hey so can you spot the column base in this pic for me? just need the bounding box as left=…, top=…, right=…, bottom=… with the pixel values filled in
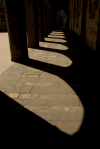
left=11, top=56, right=29, bottom=63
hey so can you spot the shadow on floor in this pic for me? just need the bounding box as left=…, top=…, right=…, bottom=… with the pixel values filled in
left=1, top=90, right=70, bottom=148
left=1, top=30, right=98, bottom=147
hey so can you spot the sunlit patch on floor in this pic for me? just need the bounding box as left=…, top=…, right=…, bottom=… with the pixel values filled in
left=50, top=33, right=65, bottom=37
left=49, top=31, right=66, bottom=37
left=7, top=72, right=84, bottom=136
left=0, top=30, right=85, bottom=136
left=50, top=34, right=65, bottom=36
left=45, top=37, right=67, bottom=43
left=39, top=41, right=68, bottom=50
left=50, top=33, right=65, bottom=36
left=28, top=48, right=72, bottom=67
left=51, top=31, right=64, bottom=33
left=48, top=35, right=66, bottom=39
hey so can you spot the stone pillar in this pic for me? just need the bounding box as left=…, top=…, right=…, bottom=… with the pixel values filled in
left=43, top=0, right=47, bottom=37
left=47, top=9, right=50, bottom=35
left=49, top=11, right=52, bottom=32
left=45, top=4, right=48, bottom=37
left=50, top=11, right=53, bottom=31
left=50, top=1, right=54, bottom=32
left=46, top=0, right=50, bottom=35
left=51, top=9, right=55, bottom=31
left=48, top=0, right=52, bottom=33
left=96, top=7, right=100, bottom=53
left=37, top=0, right=44, bottom=41
left=24, top=0, right=39, bottom=48
left=51, top=11, right=53, bottom=31
left=4, top=0, right=28, bottom=62
left=48, top=9, right=50, bottom=33
left=49, top=9, right=52, bottom=33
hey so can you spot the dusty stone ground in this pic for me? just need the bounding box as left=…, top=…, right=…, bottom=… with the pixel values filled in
left=0, top=30, right=98, bottom=148
left=0, top=33, right=14, bottom=75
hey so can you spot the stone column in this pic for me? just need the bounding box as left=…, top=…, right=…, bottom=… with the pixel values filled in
left=51, top=11, right=53, bottom=31
left=47, top=9, right=50, bottom=35
left=37, top=0, right=44, bottom=41
left=96, top=7, right=100, bottom=53
left=4, top=0, right=28, bottom=62
left=24, top=0, right=39, bottom=48
left=45, top=4, right=48, bottom=37
left=48, top=0, right=52, bottom=33
left=43, top=0, right=47, bottom=37
left=49, top=9, right=52, bottom=33
left=50, top=1, right=53, bottom=32
left=45, top=0, right=49, bottom=36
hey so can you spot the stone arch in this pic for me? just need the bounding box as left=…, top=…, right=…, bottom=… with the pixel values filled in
left=56, top=9, right=67, bottom=29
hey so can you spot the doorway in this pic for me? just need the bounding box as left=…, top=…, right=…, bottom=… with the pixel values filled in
left=56, top=9, right=67, bottom=30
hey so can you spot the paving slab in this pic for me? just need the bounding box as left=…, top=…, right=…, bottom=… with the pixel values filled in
left=20, top=86, right=32, bottom=94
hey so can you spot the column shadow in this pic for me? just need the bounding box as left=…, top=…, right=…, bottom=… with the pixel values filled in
left=43, top=39, right=67, bottom=45
left=1, top=30, right=98, bottom=148
left=18, top=48, right=98, bottom=147
left=46, top=37, right=66, bottom=40
left=28, top=30, right=98, bottom=146
left=21, top=30, right=98, bottom=146
left=1, top=90, right=70, bottom=148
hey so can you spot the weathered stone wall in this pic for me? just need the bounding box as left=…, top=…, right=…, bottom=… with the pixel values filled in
left=69, top=0, right=73, bottom=30
left=85, top=0, right=100, bottom=50
left=69, top=0, right=83, bottom=36
left=73, top=0, right=83, bottom=36
left=69, top=0, right=100, bottom=51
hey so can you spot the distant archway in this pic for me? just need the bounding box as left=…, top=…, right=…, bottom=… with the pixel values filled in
left=56, top=9, right=67, bottom=29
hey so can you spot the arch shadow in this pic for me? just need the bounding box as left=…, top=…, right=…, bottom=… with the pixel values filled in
left=1, top=30, right=98, bottom=148
left=22, top=30, right=98, bottom=146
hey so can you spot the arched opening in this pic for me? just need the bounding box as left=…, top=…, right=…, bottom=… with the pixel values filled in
left=56, top=9, right=67, bottom=30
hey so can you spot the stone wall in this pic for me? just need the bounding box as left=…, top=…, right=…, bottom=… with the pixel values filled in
left=73, top=0, right=83, bottom=36
left=69, top=0, right=83, bottom=36
left=85, top=0, right=100, bottom=50
left=69, top=0, right=100, bottom=51
left=69, top=0, right=73, bottom=30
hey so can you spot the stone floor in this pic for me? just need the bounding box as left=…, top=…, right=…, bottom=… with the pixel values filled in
left=0, top=30, right=98, bottom=147
left=0, top=33, right=14, bottom=75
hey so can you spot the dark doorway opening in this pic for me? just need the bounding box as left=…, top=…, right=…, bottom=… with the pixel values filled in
left=57, top=9, right=67, bottom=30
